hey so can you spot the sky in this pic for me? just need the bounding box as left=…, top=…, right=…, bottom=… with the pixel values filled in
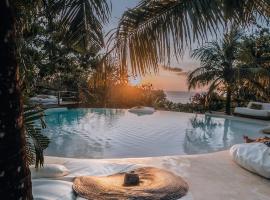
left=108, top=0, right=201, bottom=92
left=140, top=68, right=207, bottom=92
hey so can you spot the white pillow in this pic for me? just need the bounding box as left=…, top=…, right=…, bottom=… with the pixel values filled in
left=247, top=101, right=262, bottom=108
left=31, top=164, right=69, bottom=179
left=32, top=179, right=75, bottom=200
left=230, top=143, right=270, bottom=178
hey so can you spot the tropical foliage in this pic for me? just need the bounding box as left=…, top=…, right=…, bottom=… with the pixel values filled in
left=1, top=1, right=111, bottom=199
left=236, top=28, right=270, bottom=101
left=16, top=0, right=111, bottom=97
left=82, top=61, right=166, bottom=108
left=15, top=0, right=113, bottom=167
left=24, top=105, right=49, bottom=168
left=188, top=27, right=270, bottom=114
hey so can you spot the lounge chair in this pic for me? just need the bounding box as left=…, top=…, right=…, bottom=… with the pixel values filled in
left=234, top=102, right=270, bottom=120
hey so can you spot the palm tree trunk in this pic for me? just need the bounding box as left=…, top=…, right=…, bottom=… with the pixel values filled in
left=225, top=86, right=232, bottom=115
left=0, top=2, right=33, bottom=199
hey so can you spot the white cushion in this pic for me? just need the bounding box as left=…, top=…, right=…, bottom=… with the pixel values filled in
left=247, top=102, right=262, bottom=108
left=246, top=102, right=270, bottom=111
left=30, top=164, right=69, bottom=179
left=230, top=143, right=270, bottom=178
left=32, top=179, right=75, bottom=200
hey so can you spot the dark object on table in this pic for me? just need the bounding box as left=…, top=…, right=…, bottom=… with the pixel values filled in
left=123, top=171, right=140, bottom=186
left=73, top=167, right=189, bottom=200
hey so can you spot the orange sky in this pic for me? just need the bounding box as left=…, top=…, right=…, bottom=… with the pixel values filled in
left=141, top=68, right=189, bottom=91
left=144, top=69, right=204, bottom=92
left=131, top=67, right=207, bottom=92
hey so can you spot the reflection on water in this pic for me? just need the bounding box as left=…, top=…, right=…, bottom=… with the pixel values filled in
left=43, top=108, right=265, bottom=159
left=184, top=115, right=226, bottom=154
left=44, top=108, right=125, bottom=158
left=184, top=115, right=265, bottom=154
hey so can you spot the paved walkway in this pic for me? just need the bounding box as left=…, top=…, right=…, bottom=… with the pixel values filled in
left=46, top=151, right=270, bottom=200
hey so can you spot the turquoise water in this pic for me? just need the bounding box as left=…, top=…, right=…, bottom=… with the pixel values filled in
left=43, top=108, right=266, bottom=159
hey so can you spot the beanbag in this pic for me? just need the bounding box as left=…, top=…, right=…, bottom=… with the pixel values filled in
left=230, top=143, right=270, bottom=178
left=30, top=164, right=69, bottom=179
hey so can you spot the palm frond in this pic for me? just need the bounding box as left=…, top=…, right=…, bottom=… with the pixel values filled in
left=192, top=41, right=223, bottom=64
left=114, top=0, right=269, bottom=74
left=187, top=66, right=221, bottom=90
left=55, top=0, right=111, bottom=52
left=24, top=105, right=49, bottom=168
left=207, top=78, right=222, bottom=98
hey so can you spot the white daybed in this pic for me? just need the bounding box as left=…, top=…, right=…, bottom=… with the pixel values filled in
left=234, top=102, right=270, bottom=119
left=128, top=106, right=155, bottom=115
left=29, top=95, right=62, bottom=105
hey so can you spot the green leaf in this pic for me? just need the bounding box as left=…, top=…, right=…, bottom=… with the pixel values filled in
left=24, top=105, right=49, bottom=168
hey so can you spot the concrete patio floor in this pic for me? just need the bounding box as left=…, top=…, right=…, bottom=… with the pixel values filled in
left=45, top=150, right=270, bottom=200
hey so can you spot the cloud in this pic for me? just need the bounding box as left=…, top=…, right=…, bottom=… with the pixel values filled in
left=160, top=64, right=189, bottom=76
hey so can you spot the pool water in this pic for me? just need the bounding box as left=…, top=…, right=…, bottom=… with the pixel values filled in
left=43, top=108, right=267, bottom=159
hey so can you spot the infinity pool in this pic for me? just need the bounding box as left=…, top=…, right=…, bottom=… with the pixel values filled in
left=43, top=108, right=267, bottom=158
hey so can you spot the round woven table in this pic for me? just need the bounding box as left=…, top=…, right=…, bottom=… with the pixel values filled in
left=73, top=167, right=189, bottom=200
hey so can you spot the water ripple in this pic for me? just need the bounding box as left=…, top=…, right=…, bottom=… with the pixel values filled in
left=43, top=108, right=265, bottom=158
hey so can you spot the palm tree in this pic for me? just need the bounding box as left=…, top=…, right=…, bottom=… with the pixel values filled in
left=187, top=28, right=268, bottom=114
left=114, top=0, right=269, bottom=74
left=0, top=2, right=34, bottom=199
left=188, top=28, right=241, bottom=114
left=1, top=0, right=110, bottom=199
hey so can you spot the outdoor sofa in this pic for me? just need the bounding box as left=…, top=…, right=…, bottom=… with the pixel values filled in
left=234, top=102, right=270, bottom=120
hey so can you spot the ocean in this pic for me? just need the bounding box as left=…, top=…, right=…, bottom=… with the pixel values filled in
left=165, top=91, right=196, bottom=104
